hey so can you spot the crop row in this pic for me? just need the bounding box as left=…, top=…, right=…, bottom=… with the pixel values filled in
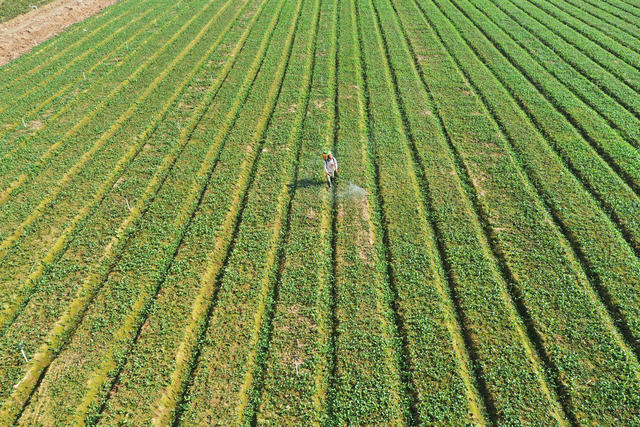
left=337, top=0, right=414, bottom=421
left=0, top=1, right=186, bottom=160
left=0, top=0, right=140, bottom=92
left=0, top=0, right=229, bottom=212
left=0, top=0, right=165, bottom=145
left=174, top=0, right=317, bottom=423
left=585, top=0, right=640, bottom=20
left=0, top=5, right=192, bottom=322
left=13, top=0, right=277, bottom=423
left=0, top=0, right=229, bottom=267
left=526, top=0, right=640, bottom=73
left=322, top=0, right=407, bottom=423
left=0, top=0, right=238, bottom=336
left=73, top=1, right=275, bottom=423
left=0, top=0, right=155, bottom=118
left=0, top=0, right=260, bottom=419
left=546, top=0, right=640, bottom=57
left=0, top=0, right=54, bottom=22
left=413, top=0, right=640, bottom=422
left=0, top=1, right=191, bottom=93
left=91, top=0, right=300, bottom=423
left=503, top=0, right=640, bottom=151
left=511, top=0, right=640, bottom=101
left=566, top=0, right=640, bottom=44
left=442, top=0, right=640, bottom=236
left=441, top=0, right=640, bottom=355
left=598, top=0, right=640, bottom=19
left=0, top=2, right=220, bottom=243
left=0, top=0, right=220, bottom=189
left=489, top=0, right=640, bottom=145
left=254, top=0, right=337, bottom=423
left=602, top=0, right=640, bottom=17
left=356, top=0, right=495, bottom=422
left=379, top=0, right=571, bottom=423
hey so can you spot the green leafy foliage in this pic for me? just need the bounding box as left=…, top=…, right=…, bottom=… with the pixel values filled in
left=2, top=0, right=640, bottom=423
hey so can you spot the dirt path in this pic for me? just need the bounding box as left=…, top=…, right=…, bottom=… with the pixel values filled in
left=0, top=0, right=119, bottom=66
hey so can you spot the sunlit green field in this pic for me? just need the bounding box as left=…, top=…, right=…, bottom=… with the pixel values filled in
left=1, top=0, right=640, bottom=424
left=0, top=0, right=58, bottom=22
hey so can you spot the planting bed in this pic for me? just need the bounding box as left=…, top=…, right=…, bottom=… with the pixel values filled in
left=1, top=0, right=640, bottom=423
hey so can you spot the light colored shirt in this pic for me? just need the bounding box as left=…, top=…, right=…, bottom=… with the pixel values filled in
left=324, top=157, right=338, bottom=174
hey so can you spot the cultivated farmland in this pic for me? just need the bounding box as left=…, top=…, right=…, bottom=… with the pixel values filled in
left=0, top=0, right=57, bottom=22
left=1, top=0, right=640, bottom=424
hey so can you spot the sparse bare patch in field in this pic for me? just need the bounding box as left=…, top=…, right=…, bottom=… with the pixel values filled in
left=29, top=120, right=44, bottom=130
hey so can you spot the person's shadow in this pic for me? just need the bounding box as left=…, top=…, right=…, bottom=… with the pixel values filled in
left=295, top=178, right=324, bottom=189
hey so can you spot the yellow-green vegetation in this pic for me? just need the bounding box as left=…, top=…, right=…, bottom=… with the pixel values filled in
left=0, top=0, right=61, bottom=22
left=1, top=0, right=640, bottom=423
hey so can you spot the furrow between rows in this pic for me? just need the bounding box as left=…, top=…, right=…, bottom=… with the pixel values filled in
left=417, top=0, right=640, bottom=422
left=0, top=0, right=241, bottom=331
left=254, top=0, right=337, bottom=422
left=11, top=0, right=281, bottom=422
left=440, top=0, right=640, bottom=360
left=0, top=0, right=262, bottom=421
left=0, top=1, right=185, bottom=160
left=0, top=0, right=228, bottom=206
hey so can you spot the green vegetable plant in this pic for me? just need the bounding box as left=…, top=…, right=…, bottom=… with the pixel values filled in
left=410, top=0, right=640, bottom=422
left=0, top=0, right=185, bottom=160
left=0, top=0, right=174, bottom=147
left=438, top=0, right=640, bottom=357
left=0, top=0, right=242, bottom=335
left=0, top=0, right=136, bottom=87
left=0, top=0, right=267, bottom=420
left=255, top=0, right=336, bottom=423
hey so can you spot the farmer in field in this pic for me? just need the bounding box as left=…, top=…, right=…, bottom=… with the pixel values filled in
left=323, top=150, right=338, bottom=189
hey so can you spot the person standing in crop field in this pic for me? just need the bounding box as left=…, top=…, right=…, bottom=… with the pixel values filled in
left=323, top=150, right=338, bottom=189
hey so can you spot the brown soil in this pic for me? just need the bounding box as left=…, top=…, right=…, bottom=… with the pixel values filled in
left=0, top=0, right=120, bottom=66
